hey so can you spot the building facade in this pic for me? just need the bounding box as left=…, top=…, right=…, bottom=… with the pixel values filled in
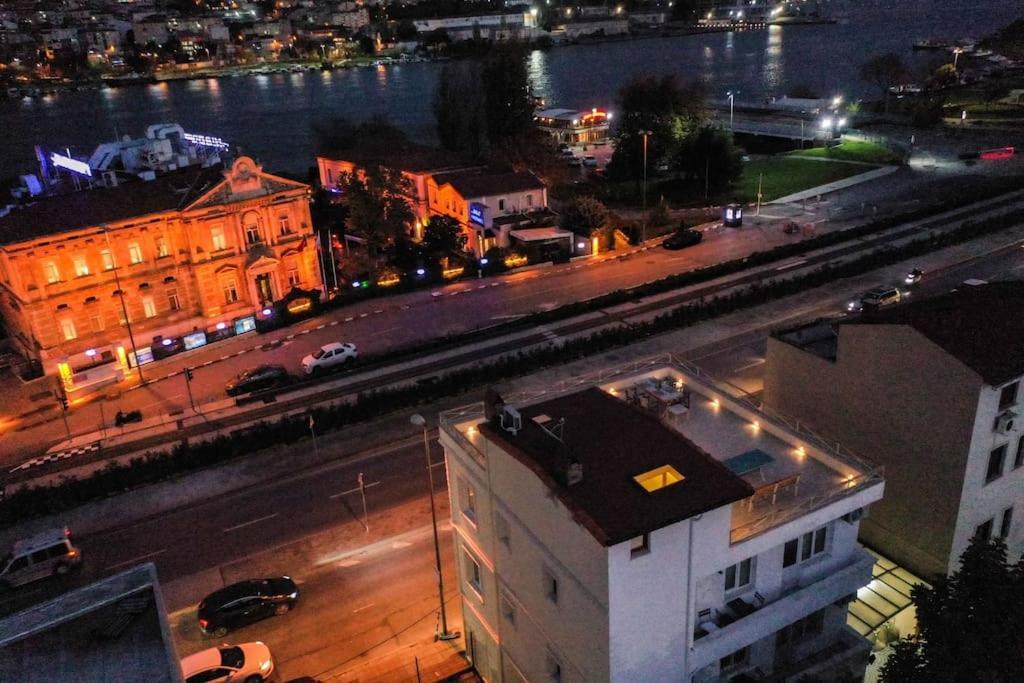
left=0, top=157, right=321, bottom=390
left=765, top=282, right=1024, bottom=578
left=439, top=356, right=884, bottom=682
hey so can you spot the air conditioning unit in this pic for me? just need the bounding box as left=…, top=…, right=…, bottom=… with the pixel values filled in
left=995, top=411, right=1016, bottom=434
left=842, top=508, right=865, bottom=524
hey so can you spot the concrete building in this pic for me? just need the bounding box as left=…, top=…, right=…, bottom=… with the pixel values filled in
left=0, top=157, right=320, bottom=389
left=765, top=282, right=1024, bottom=578
left=412, top=12, right=540, bottom=42
left=439, top=355, right=884, bottom=682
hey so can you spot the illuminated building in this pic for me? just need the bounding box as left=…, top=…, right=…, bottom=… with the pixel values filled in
left=535, top=108, right=612, bottom=145
left=0, top=157, right=322, bottom=391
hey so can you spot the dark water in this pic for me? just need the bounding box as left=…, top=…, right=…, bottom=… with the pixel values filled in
left=1, top=0, right=1018, bottom=177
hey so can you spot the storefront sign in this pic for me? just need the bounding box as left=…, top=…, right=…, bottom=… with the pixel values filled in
left=183, top=331, right=208, bottom=351
left=286, top=297, right=313, bottom=315
left=469, top=203, right=485, bottom=226
left=134, top=347, right=155, bottom=366
left=234, top=316, right=257, bottom=335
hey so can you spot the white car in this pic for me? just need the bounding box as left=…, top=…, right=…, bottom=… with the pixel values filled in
left=181, top=642, right=274, bottom=683
left=302, top=342, right=358, bottom=375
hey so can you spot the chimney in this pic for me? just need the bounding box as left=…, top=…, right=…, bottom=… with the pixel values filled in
left=484, top=387, right=505, bottom=421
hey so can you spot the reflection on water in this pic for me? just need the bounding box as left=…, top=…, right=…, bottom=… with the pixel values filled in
left=763, top=25, right=783, bottom=92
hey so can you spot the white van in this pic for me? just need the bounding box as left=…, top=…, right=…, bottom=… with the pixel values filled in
left=0, top=527, right=82, bottom=588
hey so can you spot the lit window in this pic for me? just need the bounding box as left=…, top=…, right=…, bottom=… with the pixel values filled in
left=167, top=289, right=180, bottom=311
left=73, top=255, right=89, bottom=277
left=634, top=465, right=684, bottom=492
left=60, top=318, right=77, bottom=341
left=156, top=237, right=169, bottom=258
left=211, top=226, right=227, bottom=251
left=90, top=315, right=104, bottom=333
left=128, top=243, right=143, bottom=264
left=463, top=550, right=482, bottom=594
left=45, top=262, right=60, bottom=284
left=287, top=268, right=301, bottom=287
left=142, top=297, right=157, bottom=318
left=986, top=445, right=1007, bottom=484
left=279, top=215, right=292, bottom=235
left=724, top=557, right=753, bottom=591
left=222, top=278, right=239, bottom=304
left=459, top=477, right=477, bottom=524
left=629, top=533, right=650, bottom=558
left=101, top=249, right=115, bottom=270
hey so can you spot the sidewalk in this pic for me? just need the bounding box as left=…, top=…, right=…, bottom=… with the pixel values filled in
left=770, top=166, right=900, bottom=204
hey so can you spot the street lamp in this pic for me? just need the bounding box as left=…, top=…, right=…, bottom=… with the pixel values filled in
left=411, top=413, right=459, bottom=641
left=727, top=90, right=739, bottom=131
left=953, top=47, right=963, bottom=70
left=103, top=225, right=144, bottom=383
left=641, top=130, right=652, bottom=246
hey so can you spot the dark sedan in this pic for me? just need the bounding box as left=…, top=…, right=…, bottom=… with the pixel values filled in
left=225, top=365, right=289, bottom=397
left=662, top=229, right=703, bottom=250
left=198, top=577, right=300, bottom=637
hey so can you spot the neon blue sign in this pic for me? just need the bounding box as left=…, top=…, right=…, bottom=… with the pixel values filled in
left=469, top=203, right=485, bottom=226
left=51, top=152, right=92, bottom=177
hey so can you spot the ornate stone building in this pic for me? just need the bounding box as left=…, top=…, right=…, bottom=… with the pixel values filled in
left=0, top=157, right=322, bottom=392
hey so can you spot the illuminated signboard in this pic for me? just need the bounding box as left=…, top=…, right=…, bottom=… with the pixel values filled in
left=469, top=203, right=486, bottom=226
left=183, top=132, right=230, bottom=151
left=183, top=331, right=208, bottom=351
left=134, top=347, right=155, bottom=366
left=51, top=152, right=92, bottom=177
left=234, top=316, right=257, bottom=335
left=286, top=297, right=313, bottom=315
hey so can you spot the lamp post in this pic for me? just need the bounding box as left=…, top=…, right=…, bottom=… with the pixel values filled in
left=953, top=47, right=963, bottom=70
left=411, top=413, right=459, bottom=641
left=727, top=90, right=739, bottom=131
left=103, top=225, right=144, bottom=383
left=641, top=130, right=652, bottom=246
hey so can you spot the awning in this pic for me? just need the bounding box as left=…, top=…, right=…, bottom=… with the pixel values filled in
left=509, top=228, right=574, bottom=243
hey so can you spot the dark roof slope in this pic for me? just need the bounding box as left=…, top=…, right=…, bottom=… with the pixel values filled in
left=0, top=166, right=222, bottom=246
left=433, top=168, right=545, bottom=198
left=318, top=142, right=475, bottom=173
left=848, top=281, right=1024, bottom=386
left=480, top=387, right=753, bottom=546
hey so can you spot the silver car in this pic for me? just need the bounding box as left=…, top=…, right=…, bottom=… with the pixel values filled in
left=0, top=527, right=82, bottom=588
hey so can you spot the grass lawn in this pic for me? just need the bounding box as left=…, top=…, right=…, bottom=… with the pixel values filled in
left=732, top=157, right=875, bottom=203
left=789, top=140, right=901, bottom=165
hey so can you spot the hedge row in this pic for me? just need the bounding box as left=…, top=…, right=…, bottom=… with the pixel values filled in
left=0, top=205, right=1020, bottom=524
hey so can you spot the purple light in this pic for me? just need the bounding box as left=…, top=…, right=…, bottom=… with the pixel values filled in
left=416, top=268, right=425, bottom=276
left=162, top=338, right=172, bottom=346
left=352, top=281, right=361, bottom=288
left=216, top=322, right=227, bottom=330
left=262, top=308, right=272, bottom=316
left=480, top=258, right=489, bottom=266
left=84, top=348, right=96, bottom=357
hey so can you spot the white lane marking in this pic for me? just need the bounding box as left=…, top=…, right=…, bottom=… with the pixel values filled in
left=352, top=602, right=376, bottom=613
left=391, top=541, right=412, bottom=549
left=775, top=258, right=807, bottom=271
left=344, top=316, right=354, bottom=322
left=223, top=513, right=279, bottom=533
left=329, top=480, right=382, bottom=499
left=316, top=324, right=326, bottom=330
left=329, top=321, right=340, bottom=326
left=359, top=313, right=368, bottom=318
left=373, top=309, right=384, bottom=314
left=104, top=548, right=166, bottom=571
left=337, top=559, right=360, bottom=567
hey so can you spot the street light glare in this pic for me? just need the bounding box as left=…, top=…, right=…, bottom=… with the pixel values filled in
left=410, top=413, right=426, bottom=427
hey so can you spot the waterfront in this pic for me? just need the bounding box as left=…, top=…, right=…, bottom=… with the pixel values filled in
left=0, top=0, right=1018, bottom=178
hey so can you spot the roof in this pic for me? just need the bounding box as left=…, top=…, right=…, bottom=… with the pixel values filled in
left=847, top=281, right=1024, bottom=386
left=536, top=108, right=580, bottom=120
left=509, top=227, right=573, bottom=242
left=180, top=647, right=220, bottom=672
left=480, top=387, right=753, bottom=546
left=433, top=168, right=545, bottom=199
left=11, top=528, right=69, bottom=555
left=0, top=165, right=222, bottom=246
left=318, top=142, right=474, bottom=174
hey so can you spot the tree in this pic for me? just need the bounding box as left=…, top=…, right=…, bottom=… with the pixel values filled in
left=434, top=62, right=487, bottom=159
left=928, top=64, right=958, bottom=90
left=395, top=20, right=419, bottom=42
left=311, top=116, right=408, bottom=155
left=335, top=165, right=415, bottom=268
left=560, top=196, right=609, bottom=237
left=481, top=45, right=536, bottom=148
left=786, top=84, right=820, bottom=99
left=860, top=53, right=908, bottom=113
left=879, top=534, right=1024, bottom=683
left=422, top=215, right=468, bottom=255
left=674, top=124, right=743, bottom=196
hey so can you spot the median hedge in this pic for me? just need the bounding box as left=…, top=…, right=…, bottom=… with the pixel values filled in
left=0, top=205, right=1021, bottom=524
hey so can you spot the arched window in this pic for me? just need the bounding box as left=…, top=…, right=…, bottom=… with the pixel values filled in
left=243, top=212, right=263, bottom=245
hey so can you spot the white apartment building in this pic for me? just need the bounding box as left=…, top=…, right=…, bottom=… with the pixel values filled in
left=439, top=355, right=885, bottom=682
left=765, top=281, right=1024, bottom=578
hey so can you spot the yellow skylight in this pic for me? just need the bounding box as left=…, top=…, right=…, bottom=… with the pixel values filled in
left=634, top=465, right=685, bottom=493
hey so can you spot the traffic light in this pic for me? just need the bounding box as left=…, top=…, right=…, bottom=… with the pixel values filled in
left=185, top=367, right=194, bottom=382
left=59, top=395, right=68, bottom=411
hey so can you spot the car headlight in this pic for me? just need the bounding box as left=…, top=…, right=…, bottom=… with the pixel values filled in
left=288, top=591, right=298, bottom=599
left=260, top=659, right=272, bottom=672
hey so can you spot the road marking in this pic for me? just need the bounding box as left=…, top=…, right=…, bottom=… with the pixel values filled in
left=104, top=548, right=166, bottom=571
left=286, top=334, right=295, bottom=340
left=344, top=316, right=354, bottom=322
left=223, top=513, right=279, bottom=532
left=391, top=541, right=412, bottom=549
left=352, top=602, right=376, bottom=613
left=337, top=559, right=360, bottom=568
left=316, top=324, right=326, bottom=330
left=329, top=321, right=340, bottom=326
left=775, top=258, right=807, bottom=271
left=373, top=309, right=384, bottom=314
left=359, top=313, right=368, bottom=318
left=329, top=480, right=382, bottom=499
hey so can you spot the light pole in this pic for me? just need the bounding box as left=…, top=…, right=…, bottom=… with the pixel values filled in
left=641, top=130, right=652, bottom=246
left=103, top=225, right=144, bottom=383
left=411, top=413, right=459, bottom=641
left=727, top=90, right=739, bottom=131
left=953, top=47, right=963, bottom=70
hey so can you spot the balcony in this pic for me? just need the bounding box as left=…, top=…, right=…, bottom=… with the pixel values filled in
left=690, top=549, right=874, bottom=672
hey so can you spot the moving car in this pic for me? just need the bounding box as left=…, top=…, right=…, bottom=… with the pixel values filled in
left=847, top=286, right=902, bottom=313
left=0, top=527, right=81, bottom=588
left=198, top=577, right=300, bottom=637
left=905, top=268, right=923, bottom=285
left=225, top=365, right=289, bottom=397
left=302, top=342, right=358, bottom=375
left=181, top=642, right=274, bottom=683
left=662, top=229, right=704, bottom=250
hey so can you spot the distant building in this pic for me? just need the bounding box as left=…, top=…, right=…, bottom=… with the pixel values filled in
left=0, top=563, right=182, bottom=683
left=0, top=157, right=320, bottom=389
left=765, top=282, right=1024, bottom=578
left=440, top=356, right=883, bottom=682
left=553, top=17, right=629, bottom=40
left=412, top=12, right=540, bottom=42
left=535, top=107, right=612, bottom=145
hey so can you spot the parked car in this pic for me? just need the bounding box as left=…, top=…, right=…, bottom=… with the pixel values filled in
left=662, top=229, right=704, bottom=250
left=0, top=527, right=82, bottom=589
left=198, top=577, right=299, bottom=637
left=181, top=642, right=274, bottom=683
left=225, top=365, right=289, bottom=397
left=302, top=342, right=358, bottom=375
left=904, top=268, right=923, bottom=285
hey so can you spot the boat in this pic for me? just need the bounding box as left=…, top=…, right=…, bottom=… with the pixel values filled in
left=913, top=39, right=950, bottom=50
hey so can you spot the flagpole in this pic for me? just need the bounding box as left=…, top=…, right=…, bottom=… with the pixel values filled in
left=308, top=413, right=319, bottom=458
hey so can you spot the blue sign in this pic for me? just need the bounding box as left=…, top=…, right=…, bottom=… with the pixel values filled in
left=469, top=203, right=485, bottom=226
left=234, top=316, right=257, bottom=335
left=183, top=331, right=208, bottom=351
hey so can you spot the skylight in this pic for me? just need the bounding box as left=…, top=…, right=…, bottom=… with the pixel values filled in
left=634, top=465, right=685, bottom=493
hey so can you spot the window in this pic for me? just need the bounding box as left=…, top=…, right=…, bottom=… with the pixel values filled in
left=73, top=255, right=89, bottom=277
left=128, top=243, right=143, bottom=264
left=463, top=550, right=482, bottom=594
left=543, top=566, right=558, bottom=604
left=222, top=278, right=238, bottom=304
left=784, top=526, right=828, bottom=567
left=976, top=518, right=994, bottom=542
left=1015, top=435, right=1024, bottom=470
left=724, top=557, right=753, bottom=592
left=167, top=289, right=181, bottom=311
left=1000, top=507, right=1014, bottom=539
left=545, top=652, right=562, bottom=683
left=500, top=593, right=516, bottom=626
left=156, top=237, right=169, bottom=258
left=634, top=464, right=684, bottom=492
left=211, top=226, right=226, bottom=251
left=101, top=249, right=115, bottom=270
left=60, top=318, right=77, bottom=341
left=526, top=193, right=534, bottom=207
left=498, top=198, right=506, bottom=211
left=245, top=222, right=262, bottom=244
left=287, top=268, right=301, bottom=287
left=459, top=477, right=477, bottom=524
left=720, top=646, right=749, bottom=670
left=495, top=512, right=510, bottom=547
left=90, top=315, right=104, bottom=333
left=327, top=168, right=334, bottom=184
left=45, top=261, right=60, bottom=284
left=630, top=533, right=650, bottom=558
left=279, top=215, right=292, bottom=235
left=986, top=445, right=1007, bottom=484
left=1000, top=382, right=1019, bottom=409
left=142, top=297, right=157, bottom=318
left=777, top=609, right=825, bottom=647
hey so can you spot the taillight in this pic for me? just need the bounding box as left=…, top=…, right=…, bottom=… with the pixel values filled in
left=199, top=619, right=208, bottom=629
left=67, top=549, right=78, bottom=558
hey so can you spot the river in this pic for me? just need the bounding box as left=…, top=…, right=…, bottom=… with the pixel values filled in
left=0, top=0, right=1018, bottom=178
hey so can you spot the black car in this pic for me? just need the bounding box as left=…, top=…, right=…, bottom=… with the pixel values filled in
left=225, top=365, right=289, bottom=397
left=662, top=229, right=703, bottom=250
left=198, top=577, right=299, bottom=637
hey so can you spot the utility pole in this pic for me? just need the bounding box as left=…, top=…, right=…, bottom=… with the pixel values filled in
left=103, top=225, right=144, bottom=384
left=358, top=472, right=369, bottom=532
left=309, top=412, right=319, bottom=458
left=184, top=367, right=196, bottom=412
left=756, top=173, right=764, bottom=216
left=641, top=130, right=652, bottom=246
left=55, top=391, right=71, bottom=441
